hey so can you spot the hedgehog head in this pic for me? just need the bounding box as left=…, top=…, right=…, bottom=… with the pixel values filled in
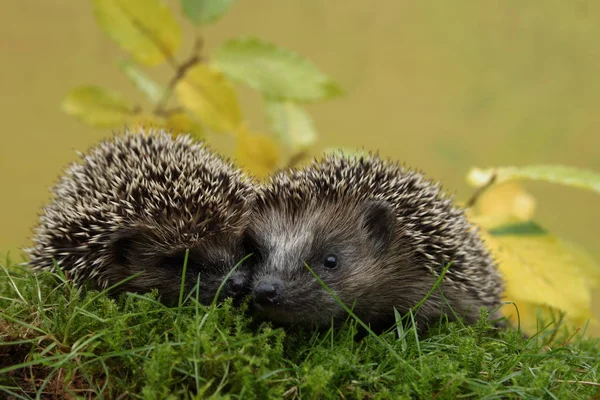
left=246, top=196, right=410, bottom=329
left=246, top=152, right=503, bottom=330
left=102, top=220, right=252, bottom=306
left=27, top=129, right=256, bottom=305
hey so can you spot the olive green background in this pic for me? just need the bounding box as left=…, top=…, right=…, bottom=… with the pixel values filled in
left=1, top=1, right=599, bottom=328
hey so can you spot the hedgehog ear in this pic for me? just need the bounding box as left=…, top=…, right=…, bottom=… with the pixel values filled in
left=360, top=200, right=395, bottom=253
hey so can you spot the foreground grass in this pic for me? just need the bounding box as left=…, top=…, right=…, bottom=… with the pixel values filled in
left=1, top=260, right=599, bottom=399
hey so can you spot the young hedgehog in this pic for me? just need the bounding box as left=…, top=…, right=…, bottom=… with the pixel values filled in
left=26, top=130, right=255, bottom=305
left=246, top=153, right=504, bottom=331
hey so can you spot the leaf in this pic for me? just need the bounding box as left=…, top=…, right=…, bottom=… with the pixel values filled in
left=472, top=182, right=537, bottom=227
left=467, top=183, right=600, bottom=336
left=478, top=224, right=600, bottom=336
left=213, top=37, right=342, bottom=102
left=175, top=64, right=242, bottom=134
left=180, top=0, right=237, bottom=25
left=467, top=165, right=600, bottom=194
left=119, top=60, right=165, bottom=103
left=235, top=127, right=281, bottom=179
left=62, top=86, right=137, bottom=128
left=265, top=100, right=318, bottom=154
left=92, top=0, right=181, bottom=66
left=165, top=111, right=205, bottom=139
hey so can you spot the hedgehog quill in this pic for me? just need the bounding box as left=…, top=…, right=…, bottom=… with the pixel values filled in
left=246, top=152, right=504, bottom=332
left=26, top=130, right=255, bottom=305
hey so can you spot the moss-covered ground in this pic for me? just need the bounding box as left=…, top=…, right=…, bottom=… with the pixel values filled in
left=1, top=258, right=599, bottom=399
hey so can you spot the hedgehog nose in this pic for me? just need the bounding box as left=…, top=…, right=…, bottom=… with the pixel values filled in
left=254, top=278, right=283, bottom=306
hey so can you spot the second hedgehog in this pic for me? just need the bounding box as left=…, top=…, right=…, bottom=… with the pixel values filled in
left=246, top=153, right=504, bottom=331
left=27, top=130, right=255, bottom=305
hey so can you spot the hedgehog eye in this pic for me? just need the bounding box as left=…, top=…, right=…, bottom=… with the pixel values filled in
left=323, top=254, right=339, bottom=269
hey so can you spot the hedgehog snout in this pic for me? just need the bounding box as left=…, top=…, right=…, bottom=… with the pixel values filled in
left=253, top=277, right=284, bottom=307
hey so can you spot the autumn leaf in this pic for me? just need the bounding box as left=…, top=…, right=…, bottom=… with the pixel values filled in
left=466, top=182, right=600, bottom=336
left=62, top=86, right=138, bottom=128
left=470, top=182, right=537, bottom=228
left=93, top=0, right=181, bottom=66
left=175, top=64, right=242, bottom=134
left=235, top=127, right=281, bottom=179
left=467, top=173, right=600, bottom=335
left=477, top=222, right=600, bottom=336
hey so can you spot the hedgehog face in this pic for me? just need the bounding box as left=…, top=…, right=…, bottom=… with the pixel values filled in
left=103, top=226, right=252, bottom=306
left=247, top=199, right=406, bottom=329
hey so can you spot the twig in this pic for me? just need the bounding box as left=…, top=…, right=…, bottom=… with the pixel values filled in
left=153, top=37, right=204, bottom=116
left=465, top=172, right=497, bottom=208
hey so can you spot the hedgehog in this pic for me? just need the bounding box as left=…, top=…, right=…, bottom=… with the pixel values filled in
left=244, top=152, right=504, bottom=332
left=26, top=129, right=256, bottom=305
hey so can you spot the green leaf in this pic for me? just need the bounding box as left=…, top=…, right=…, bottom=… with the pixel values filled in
left=488, top=221, right=548, bottom=237
left=62, top=86, right=137, bottom=128
left=265, top=101, right=318, bottom=153
left=118, top=60, right=165, bottom=104
left=180, top=0, right=236, bottom=25
left=467, top=165, right=600, bottom=194
left=213, top=37, right=342, bottom=102
left=175, top=64, right=242, bottom=134
left=92, top=0, right=181, bottom=66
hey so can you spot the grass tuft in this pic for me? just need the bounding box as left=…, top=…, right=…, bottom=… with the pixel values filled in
left=1, top=260, right=599, bottom=399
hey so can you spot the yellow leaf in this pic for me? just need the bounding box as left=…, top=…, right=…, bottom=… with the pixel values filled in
left=235, top=128, right=281, bottom=179
left=62, top=86, right=137, bottom=128
left=474, top=182, right=537, bottom=227
left=93, top=0, right=181, bottom=66
left=165, top=111, right=205, bottom=139
left=175, top=65, right=242, bottom=134
left=466, top=166, right=600, bottom=336
left=478, top=225, right=600, bottom=337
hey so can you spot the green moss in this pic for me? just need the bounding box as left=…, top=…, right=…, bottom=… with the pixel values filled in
left=1, top=261, right=599, bottom=399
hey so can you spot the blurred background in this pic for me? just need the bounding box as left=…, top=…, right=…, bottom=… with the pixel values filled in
left=1, top=1, right=599, bottom=318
